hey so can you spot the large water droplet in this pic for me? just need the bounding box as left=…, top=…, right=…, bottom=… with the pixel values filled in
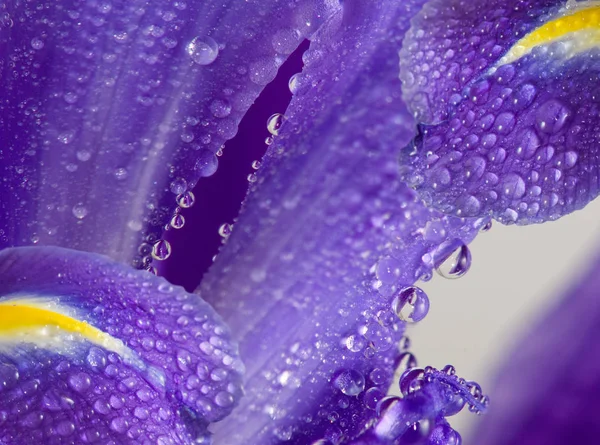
left=333, top=369, right=365, bottom=396
left=392, top=286, right=430, bottom=323
left=186, top=36, right=219, bottom=65
left=177, top=191, right=195, bottom=208
left=433, top=239, right=472, bottom=279
left=72, top=204, right=88, bottom=220
left=267, top=113, right=286, bottom=136
left=152, top=239, right=172, bottom=260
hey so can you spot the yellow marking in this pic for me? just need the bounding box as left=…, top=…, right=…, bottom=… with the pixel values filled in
left=0, top=299, right=131, bottom=359
left=500, top=3, right=600, bottom=65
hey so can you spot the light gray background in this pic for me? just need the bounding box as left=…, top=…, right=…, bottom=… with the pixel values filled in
left=399, top=198, right=600, bottom=441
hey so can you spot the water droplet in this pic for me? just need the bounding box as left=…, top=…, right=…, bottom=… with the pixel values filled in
left=502, top=173, right=526, bottom=199
left=187, top=36, right=219, bottom=65
left=249, top=57, right=278, bottom=85
left=288, top=73, right=302, bottom=94
left=364, top=387, right=385, bottom=410
left=251, top=160, right=262, bottom=170
left=210, top=99, right=232, bottom=118
left=536, top=99, right=571, bottom=134
left=345, top=334, right=366, bottom=352
left=72, top=204, right=88, bottom=220
left=177, top=191, right=195, bottom=208
left=152, top=239, right=172, bottom=260
left=399, top=368, right=425, bottom=396
left=68, top=372, right=91, bottom=392
left=31, top=37, right=44, bottom=50
left=170, top=177, right=188, bottom=194
left=170, top=213, right=185, bottom=229
left=433, top=239, right=472, bottom=279
left=392, top=286, right=430, bottom=323
left=267, top=113, right=286, bottom=136
left=218, top=223, right=233, bottom=238
left=333, top=369, right=365, bottom=396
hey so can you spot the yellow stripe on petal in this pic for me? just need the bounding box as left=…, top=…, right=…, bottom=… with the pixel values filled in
left=0, top=298, right=138, bottom=365
left=499, top=2, right=600, bottom=65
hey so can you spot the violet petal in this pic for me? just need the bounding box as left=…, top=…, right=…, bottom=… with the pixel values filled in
left=0, top=246, right=243, bottom=442
left=472, top=250, right=600, bottom=445
left=199, top=1, right=480, bottom=443
left=0, top=0, right=339, bottom=265
left=398, top=1, right=600, bottom=225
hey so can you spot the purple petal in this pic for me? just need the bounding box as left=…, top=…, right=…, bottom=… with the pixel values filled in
left=198, top=1, right=481, bottom=443
left=0, top=246, right=243, bottom=442
left=471, top=250, right=600, bottom=445
left=0, top=0, right=338, bottom=265
left=398, top=1, right=600, bottom=224
left=399, top=0, right=560, bottom=124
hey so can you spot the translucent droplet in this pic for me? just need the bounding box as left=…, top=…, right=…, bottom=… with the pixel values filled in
left=218, top=223, right=232, bottom=238
left=396, top=352, right=417, bottom=372
left=344, top=334, right=366, bottom=353
left=399, top=368, right=425, bottom=396
left=333, top=369, right=365, bottom=396
left=177, top=191, right=195, bottom=208
left=186, top=36, right=219, bottom=65
left=210, top=99, right=232, bottom=118
left=31, top=37, right=44, bottom=50
left=392, top=286, right=430, bottom=323
left=170, top=177, right=188, bottom=195
left=251, top=160, right=262, bottom=170
left=288, top=73, right=301, bottom=94
left=433, top=239, right=472, bottom=279
left=72, top=204, right=88, bottom=220
left=267, top=113, right=286, bottom=136
left=152, top=239, right=172, bottom=261
left=170, top=213, right=185, bottom=229
left=247, top=173, right=257, bottom=183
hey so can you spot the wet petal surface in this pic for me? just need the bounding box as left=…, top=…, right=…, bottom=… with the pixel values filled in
left=472, top=249, right=600, bottom=445
left=0, top=0, right=338, bottom=265
left=399, top=1, right=600, bottom=225
left=0, top=246, right=243, bottom=443
left=198, top=1, right=481, bottom=443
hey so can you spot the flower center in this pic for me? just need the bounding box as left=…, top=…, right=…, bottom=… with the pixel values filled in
left=500, top=2, right=600, bottom=65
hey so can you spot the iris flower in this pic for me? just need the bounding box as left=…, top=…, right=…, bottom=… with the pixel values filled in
left=0, top=0, right=598, bottom=444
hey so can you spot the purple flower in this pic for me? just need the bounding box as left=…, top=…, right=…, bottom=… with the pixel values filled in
left=0, top=0, right=598, bottom=444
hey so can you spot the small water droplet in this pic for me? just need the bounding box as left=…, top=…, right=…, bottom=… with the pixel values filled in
left=433, top=239, right=472, bottom=279
left=267, top=113, right=286, bottom=136
left=72, top=204, right=88, bottom=220
left=218, top=223, right=232, bottom=238
left=186, top=36, right=219, bottom=65
left=252, top=160, right=262, bottom=170
left=392, top=286, right=430, bottom=323
left=170, top=177, right=188, bottom=194
left=177, top=191, right=195, bottom=208
left=152, top=239, right=172, bottom=260
left=333, top=369, right=365, bottom=396
left=170, top=213, right=185, bottom=229
left=31, top=37, right=44, bottom=50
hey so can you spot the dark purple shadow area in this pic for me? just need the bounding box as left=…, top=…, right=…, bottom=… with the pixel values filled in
left=161, top=42, right=308, bottom=292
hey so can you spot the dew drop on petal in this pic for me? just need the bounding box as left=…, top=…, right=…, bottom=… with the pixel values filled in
left=433, top=239, right=472, bottom=279
left=177, top=191, right=195, bottom=208
left=333, top=369, right=365, bottom=396
left=152, top=239, right=172, bottom=260
left=186, top=36, right=219, bottom=65
left=267, top=113, right=286, bottom=136
left=392, top=286, right=430, bottom=323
